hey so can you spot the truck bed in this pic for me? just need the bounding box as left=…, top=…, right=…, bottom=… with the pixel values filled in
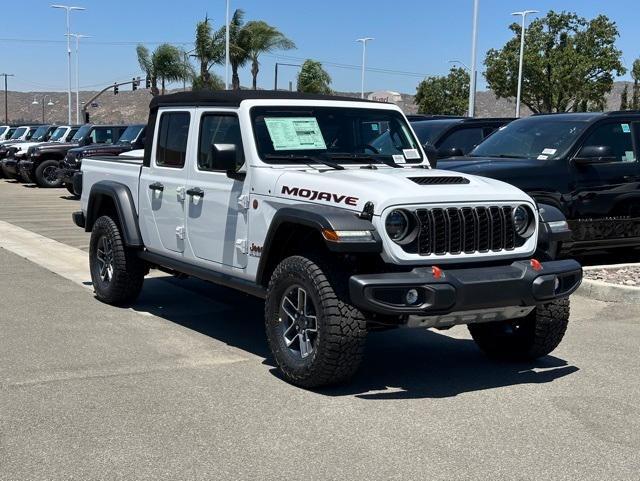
left=80, top=155, right=143, bottom=214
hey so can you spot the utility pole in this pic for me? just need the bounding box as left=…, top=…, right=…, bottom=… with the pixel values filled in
left=225, top=0, right=230, bottom=90
left=356, top=37, right=374, bottom=99
left=67, top=33, right=89, bottom=124
left=512, top=10, right=538, bottom=117
left=51, top=4, right=85, bottom=124
left=1, top=73, right=14, bottom=124
left=468, top=0, right=479, bottom=117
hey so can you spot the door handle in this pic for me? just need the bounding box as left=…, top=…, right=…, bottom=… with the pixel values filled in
left=149, top=182, right=164, bottom=192
left=187, top=187, right=205, bottom=198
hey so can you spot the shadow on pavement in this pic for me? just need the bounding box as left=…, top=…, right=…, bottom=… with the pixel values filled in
left=127, top=276, right=578, bottom=399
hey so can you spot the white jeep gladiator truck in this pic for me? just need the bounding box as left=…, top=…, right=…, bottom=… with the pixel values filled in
left=73, top=91, right=582, bottom=388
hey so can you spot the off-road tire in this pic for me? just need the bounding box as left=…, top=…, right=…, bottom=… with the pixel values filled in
left=468, top=298, right=570, bottom=360
left=265, top=255, right=367, bottom=388
left=34, top=159, right=62, bottom=188
left=89, top=215, right=145, bottom=306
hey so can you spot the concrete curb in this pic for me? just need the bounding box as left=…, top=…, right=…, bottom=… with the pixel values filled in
left=577, top=277, right=640, bottom=303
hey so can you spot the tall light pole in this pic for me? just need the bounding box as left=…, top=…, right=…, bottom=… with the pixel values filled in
left=225, top=0, right=230, bottom=90
left=1, top=73, right=14, bottom=124
left=512, top=10, right=538, bottom=117
left=356, top=37, right=374, bottom=99
left=183, top=47, right=196, bottom=91
left=67, top=33, right=89, bottom=124
left=32, top=96, right=55, bottom=123
left=51, top=4, right=85, bottom=124
left=468, top=0, right=479, bottom=117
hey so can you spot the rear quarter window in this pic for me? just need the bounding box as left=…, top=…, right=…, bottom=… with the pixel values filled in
left=156, top=112, right=190, bottom=168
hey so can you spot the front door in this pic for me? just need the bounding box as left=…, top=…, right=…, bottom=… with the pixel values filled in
left=571, top=120, right=640, bottom=243
left=139, top=110, right=192, bottom=253
left=185, top=109, right=248, bottom=268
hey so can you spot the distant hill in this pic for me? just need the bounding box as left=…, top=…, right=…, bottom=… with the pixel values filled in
left=0, top=82, right=634, bottom=125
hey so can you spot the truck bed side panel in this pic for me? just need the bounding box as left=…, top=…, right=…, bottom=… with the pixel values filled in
left=80, top=156, right=142, bottom=216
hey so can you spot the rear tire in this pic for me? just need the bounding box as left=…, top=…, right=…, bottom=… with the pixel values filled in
left=89, top=215, right=145, bottom=306
left=468, top=298, right=570, bottom=360
left=265, top=255, right=367, bottom=388
left=34, top=159, right=62, bottom=188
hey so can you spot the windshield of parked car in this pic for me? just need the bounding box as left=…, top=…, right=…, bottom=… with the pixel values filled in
left=0, top=126, right=7, bottom=137
left=49, top=127, right=67, bottom=142
left=10, top=127, right=27, bottom=140
left=117, top=125, right=143, bottom=144
left=71, top=125, right=91, bottom=141
left=469, top=117, right=589, bottom=160
left=31, top=126, right=51, bottom=141
left=251, top=106, right=423, bottom=165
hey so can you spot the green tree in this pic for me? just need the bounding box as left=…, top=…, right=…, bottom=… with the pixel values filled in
left=192, top=15, right=225, bottom=90
left=137, top=43, right=191, bottom=95
left=296, top=60, right=332, bottom=94
left=415, top=67, right=470, bottom=115
left=485, top=11, right=626, bottom=113
left=631, top=59, right=640, bottom=109
left=243, top=20, right=295, bottom=89
left=215, top=9, right=250, bottom=90
left=620, top=84, right=629, bottom=110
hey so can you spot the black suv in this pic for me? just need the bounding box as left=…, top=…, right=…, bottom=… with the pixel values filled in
left=439, top=111, right=640, bottom=256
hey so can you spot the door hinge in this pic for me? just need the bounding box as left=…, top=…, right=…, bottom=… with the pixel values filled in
left=176, top=226, right=185, bottom=240
left=176, top=186, right=186, bottom=202
left=235, top=238, right=248, bottom=254
left=238, top=194, right=250, bottom=210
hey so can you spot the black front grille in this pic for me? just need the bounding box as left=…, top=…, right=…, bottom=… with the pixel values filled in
left=415, top=206, right=516, bottom=256
left=409, top=176, right=470, bottom=185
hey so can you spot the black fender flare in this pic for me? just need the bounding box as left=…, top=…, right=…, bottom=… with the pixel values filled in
left=536, top=203, right=571, bottom=260
left=256, top=204, right=381, bottom=285
left=85, top=180, right=143, bottom=247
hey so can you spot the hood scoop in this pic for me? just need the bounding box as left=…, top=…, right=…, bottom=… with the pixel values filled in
left=408, top=176, right=470, bottom=185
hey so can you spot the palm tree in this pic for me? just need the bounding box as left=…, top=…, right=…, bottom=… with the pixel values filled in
left=193, top=15, right=225, bottom=90
left=136, top=43, right=192, bottom=96
left=217, top=9, right=250, bottom=90
left=243, top=20, right=295, bottom=89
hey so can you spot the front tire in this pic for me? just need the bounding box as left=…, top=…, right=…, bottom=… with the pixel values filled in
left=265, top=255, right=367, bottom=388
left=89, top=215, right=145, bottom=306
left=468, top=298, right=570, bottom=360
left=34, top=159, right=62, bottom=188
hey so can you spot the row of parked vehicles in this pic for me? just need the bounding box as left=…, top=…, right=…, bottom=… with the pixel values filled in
left=0, top=123, right=145, bottom=193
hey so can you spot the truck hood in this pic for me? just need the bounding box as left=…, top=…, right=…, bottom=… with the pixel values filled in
left=33, top=141, right=79, bottom=152
left=437, top=156, right=544, bottom=175
left=270, top=166, right=533, bottom=214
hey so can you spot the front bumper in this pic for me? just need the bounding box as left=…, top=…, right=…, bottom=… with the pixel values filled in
left=17, top=159, right=35, bottom=178
left=57, top=159, right=80, bottom=184
left=349, top=259, right=582, bottom=317
left=3, top=157, right=19, bottom=176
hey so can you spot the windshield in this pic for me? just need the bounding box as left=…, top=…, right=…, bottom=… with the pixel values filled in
left=469, top=117, right=589, bottom=159
left=31, top=126, right=50, bottom=141
left=411, top=119, right=460, bottom=145
left=118, top=125, right=143, bottom=144
left=71, top=125, right=91, bottom=142
left=49, top=127, right=67, bottom=142
left=10, top=127, right=27, bottom=140
left=251, top=106, right=423, bottom=165
left=0, top=127, right=7, bottom=137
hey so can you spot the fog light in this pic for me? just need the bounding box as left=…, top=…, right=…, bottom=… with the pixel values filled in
left=406, top=289, right=419, bottom=305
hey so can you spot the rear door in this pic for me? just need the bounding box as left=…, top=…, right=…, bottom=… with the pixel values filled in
left=138, top=110, right=192, bottom=254
left=184, top=108, right=248, bottom=268
left=571, top=119, right=640, bottom=242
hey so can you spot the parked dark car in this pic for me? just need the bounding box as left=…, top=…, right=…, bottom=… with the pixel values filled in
left=439, top=111, right=640, bottom=256
left=18, top=124, right=126, bottom=188
left=58, top=124, right=145, bottom=194
left=1, top=125, right=57, bottom=179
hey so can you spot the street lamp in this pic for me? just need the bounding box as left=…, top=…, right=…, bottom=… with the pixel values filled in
left=468, top=0, right=479, bottom=117
left=225, top=0, right=230, bottom=90
left=512, top=9, right=538, bottom=117
left=51, top=4, right=85, bottom=124
left=32, top=96, right=55, bottom=123
left=449, top=60, right=477, bottom=116
left=356, top=37, right=374, bottom=99
left=67, top=33, right=90, bottom=124
left=1, top=73, right=14, bottom=124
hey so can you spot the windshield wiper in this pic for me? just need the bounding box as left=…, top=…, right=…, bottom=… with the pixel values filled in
left=264, top=153, right=344, bottom=170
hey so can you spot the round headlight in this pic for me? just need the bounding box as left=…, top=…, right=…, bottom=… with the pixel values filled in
left=386, top=210, right=410, bottom=241
left=513, top=205, right=532, bottom=237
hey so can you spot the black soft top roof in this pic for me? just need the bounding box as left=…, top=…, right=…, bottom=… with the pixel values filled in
left=149, top=90, right=375, bottom=109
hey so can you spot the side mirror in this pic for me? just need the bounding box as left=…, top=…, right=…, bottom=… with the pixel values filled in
left=212, top=143, right=244, bottom=180
left=422, top=143, right=438, bottom=168
left=574, top=145, right=616, bottom=164
left=437, top=147, right=464, bottom=159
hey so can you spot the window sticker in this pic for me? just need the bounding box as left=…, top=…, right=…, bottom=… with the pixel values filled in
left=371, top=123, right=379, bottom=131
left=624, top=151, right=636, bottom=162
left=621, top=123, right=631, bottom=133
left=403, top=148, right=420, bottom=160
left=392, top=154, right=406, bottom=164
left=542, top=148, right=557, bottom=155
left=537, top=154, right=549, bottom=160
left=264, top=117, right=327, bottom=150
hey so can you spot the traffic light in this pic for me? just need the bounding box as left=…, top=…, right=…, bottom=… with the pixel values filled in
left=145, top=76, right=151, bottom=89
left=114, top=83, right=119, bottom=95
left=132, top=77, right=138, bottom=91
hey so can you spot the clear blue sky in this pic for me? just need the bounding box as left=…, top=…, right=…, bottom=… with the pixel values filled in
left=2, top=0, right=638, bottom=94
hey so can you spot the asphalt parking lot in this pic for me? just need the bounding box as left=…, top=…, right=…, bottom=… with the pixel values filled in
left=0, top=178, right=639, bottom=480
